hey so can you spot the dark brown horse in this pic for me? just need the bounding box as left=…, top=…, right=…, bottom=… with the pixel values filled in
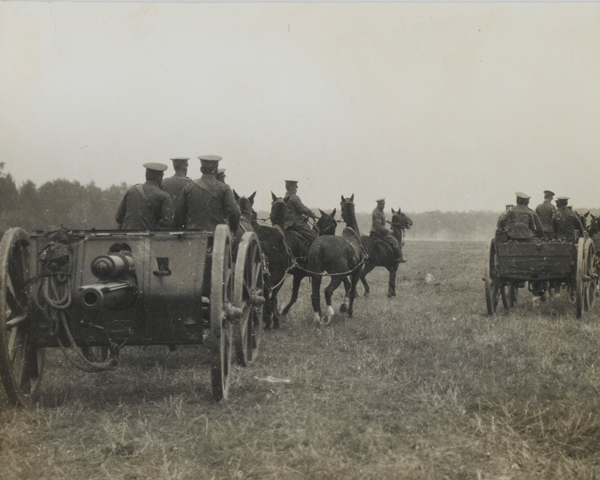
left=269, top=193, right=338, bottom=317
left=307, top=195, right=365, bottom=324
left=359, top=208, right=412, bottom=297
left=234, top=191, right=290, bottom=330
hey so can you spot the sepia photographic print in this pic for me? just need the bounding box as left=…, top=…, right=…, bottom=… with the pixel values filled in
left=1, top=1, right=600, bottom=478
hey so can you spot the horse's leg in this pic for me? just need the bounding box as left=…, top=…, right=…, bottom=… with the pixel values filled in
left=339, top=276, right=351, bottom=313
left=270, top=282, right=285, bottom=329
left=360, top=263, right=376, bottom=297
left=348, top=269, right=362, bottom=318
left=311, top=275, right=323, bottom=323
left=388, top=263, right=399, bottom=297
left=281, top=273, right=303, bottom=315
left=323, top=276, right=343, bottom=323
left=262, top=287, right=273, bottom=330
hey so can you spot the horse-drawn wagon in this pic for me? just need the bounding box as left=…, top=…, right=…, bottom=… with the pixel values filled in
left=483, top=236, right=598, bottom=318
left=0, top=224, right=265, bottom=406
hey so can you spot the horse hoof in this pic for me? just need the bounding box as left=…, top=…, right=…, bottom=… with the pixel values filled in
left=322, top=315, right=332, bottom=325
left=339, top=304, right=348, bottom=314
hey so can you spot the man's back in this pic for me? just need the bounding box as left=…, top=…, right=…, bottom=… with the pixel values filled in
left=162, top=175, right=192, bottom=205
left=175, top=174, right=240, bottom=232
left=535, top=200, right=556, bottom=234
left=370, top=207, right=387, bottom=234
left=553, top=206, right=584, bottom=242
left=497, top=204, right=542, bottom=240
left=115, top=182, right=174, bottom=230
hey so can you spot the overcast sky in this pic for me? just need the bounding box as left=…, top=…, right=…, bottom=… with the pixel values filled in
left=1, top=2, right=600, bottom=213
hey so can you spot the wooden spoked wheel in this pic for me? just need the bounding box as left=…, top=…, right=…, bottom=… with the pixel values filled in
left=209, top=225, right=234, bottom=401
left=233, top=232, right=265, bottom=367
left=583, top=239, right=597, bottom=312
left=0, top=228, right=45, bottom=406
left=484, top=240, right=501, bottom=315
left=576, top=238, right=586, bottom=319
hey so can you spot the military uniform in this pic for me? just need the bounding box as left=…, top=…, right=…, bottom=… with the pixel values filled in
left=535, top=191, right=557, bottom=235
left=496, top=202, right=544, bottom=241
left=174, top=156, right=240, bottom=232
left=115, top=164, right=174, bottom=230
left=370, top=199, right=402, bottom=262
left=552, top=202, right=584, bottom=242
left=284, top=180, right=317, bottom=243
left=162, top=157, right=192, bottom=205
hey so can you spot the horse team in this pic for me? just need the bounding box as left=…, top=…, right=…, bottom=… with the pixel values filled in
left=233, top=192, right=412, bottom=327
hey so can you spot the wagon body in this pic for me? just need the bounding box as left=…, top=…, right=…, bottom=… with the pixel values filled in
left=484, top=237, right=598, bottom=318
left=28, top=230, right=212, bottom=348
left=0, top=225, right=266, bottom=406
left=495, top=242, right=575, bottom=281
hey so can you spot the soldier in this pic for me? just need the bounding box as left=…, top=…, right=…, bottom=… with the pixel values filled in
left=115, top=163, right=174, bottom=230
left=535, top=190, right=557, bottom=237
left=370, top=198, right=404, bottom=264
left=496, top=192, right=544, bottom=241
left=216, top=168, right=227, bottom=184
left=552, top=196, right=584, bottom=242
left=174, top=155, right=240, bottom=233
left=162, top=157, right=192, bottom=206
left=283, top=180, right=317, bottom=244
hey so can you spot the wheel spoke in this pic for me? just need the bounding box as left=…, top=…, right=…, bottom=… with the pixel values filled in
left=5, top=274, right=26, bottom=315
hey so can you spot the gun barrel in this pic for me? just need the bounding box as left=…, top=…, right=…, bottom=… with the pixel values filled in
left=79, top=282, right=135, bottom=309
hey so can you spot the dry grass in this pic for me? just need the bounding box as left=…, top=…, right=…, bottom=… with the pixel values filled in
left=2, top=240, right=600, bottom=479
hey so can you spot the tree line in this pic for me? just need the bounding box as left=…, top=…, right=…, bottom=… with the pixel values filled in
left=1, top=164, right=597, bottom=241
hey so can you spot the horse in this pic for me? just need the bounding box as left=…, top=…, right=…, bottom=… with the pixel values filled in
left=359, top=208, right=412, bottom=297
left=307, top=194, right=365, bottom=324
left=234, top=190, right=289, bottom=330
left=268, top=193, right=338, bottom=317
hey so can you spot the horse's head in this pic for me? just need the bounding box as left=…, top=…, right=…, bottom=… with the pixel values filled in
left=579, top=210, right=590, bottom=230
left=317, top=208, right=337, bottom=236
left=234, top=190, right=257, bottom=222
left=391, top=208, right=412, bottom=231
left=270, top=192, right=287, bottom=227
left=588, top=213, right=600, bottom=237
left=340, top=194, right=355, bottom=224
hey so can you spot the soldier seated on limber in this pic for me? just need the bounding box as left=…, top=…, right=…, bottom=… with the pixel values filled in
left=496, top=192, right=544, bottom=242
left=174, top=155, right=240, bottom=234
left=283, top=180, right=317, bottom=245
left=552, top=196, right=584, bottom=243
left=162, top=157, right=192, bottom=206
left=115, top=163, right=174, bottom=230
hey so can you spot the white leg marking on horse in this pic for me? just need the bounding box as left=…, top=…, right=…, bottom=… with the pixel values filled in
left=327, top=305, right=335, bottom=317
left=313, top=312, right=321, bottom=323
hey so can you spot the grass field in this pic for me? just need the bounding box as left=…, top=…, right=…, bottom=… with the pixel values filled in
left=2, top=240, right=600, bottom=479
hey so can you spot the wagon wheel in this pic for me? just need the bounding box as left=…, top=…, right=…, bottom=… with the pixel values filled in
left=501, top=284, right=518, bottom=310
left=233, top=232, right=265, bottom=367
left=575, top=237, right=587, bottom=319
left=584, top=239, right=597, bottom=312
left=484, top=239, right=501, bottom=315
left=0, top=228, right=45, bottom=406
left=209, top=225, right=234, bottom=401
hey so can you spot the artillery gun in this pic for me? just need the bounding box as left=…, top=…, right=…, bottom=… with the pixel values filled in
left=0, top=225, right=265, bottom=405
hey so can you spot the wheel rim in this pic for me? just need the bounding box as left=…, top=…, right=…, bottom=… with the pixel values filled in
left=576, top=238, right=585, bottom=318
left=484, top=240, right=500, bottom=315
left=0, top=228, right=45, bottom=406
left=210, top=225, right=233, bottom=401
left=585, top=240, right=596, bottom=311
left=233, top=233, right=264, bottom=367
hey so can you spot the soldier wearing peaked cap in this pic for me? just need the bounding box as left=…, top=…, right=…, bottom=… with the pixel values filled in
left=370, top=198, right=404, bottom=263
left=283, top=180, right=317, bottom=244
left=535, top=190, right=557, bottom=236
left=174, top=155, right=240, bottom=233
left=496, top=192, right=544, bottom=241
left=115, top=163, right=174, bottom=230
left=552, top=196, right=584, bottom=242
left=162, top=157, right=193, bottom=206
